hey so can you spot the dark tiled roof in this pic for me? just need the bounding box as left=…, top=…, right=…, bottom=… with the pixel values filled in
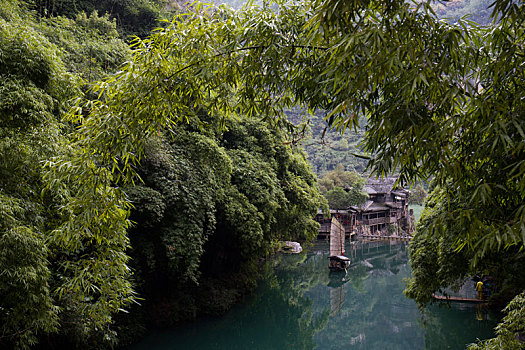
left=365, top=177, right=399, bottom=194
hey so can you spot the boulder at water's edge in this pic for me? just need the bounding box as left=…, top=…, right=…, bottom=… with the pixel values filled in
left=281, top=241, right=303, bottom=254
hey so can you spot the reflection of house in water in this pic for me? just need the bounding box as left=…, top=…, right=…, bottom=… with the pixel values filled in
left=327, top=241, right=408, bottom=317
left=316, top=177, right=414, bottom=239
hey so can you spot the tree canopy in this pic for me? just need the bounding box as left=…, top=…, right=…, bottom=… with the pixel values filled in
left=2, top=0, right=525, bottom=347
left=44, top=0, right=524, bottom=338
left=318, top=164, right=367, bottom=209
left=1, top=1, right=328, bottom=347
left=1, top=1, right=132, bottom=347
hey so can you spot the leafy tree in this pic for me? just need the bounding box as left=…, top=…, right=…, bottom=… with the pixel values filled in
left=122, top=116, right=325, bottom=331
left=325, top=186, right=368, bottom=210
left=36, top=11, right=131, bottom=82
left=318, top=164, right=364, bottom=193
left=407, top=184, right=427, bottom=206
left=34, top=0, right=525, bottom=346
left=30, top=0, right=168, bottom=37
left=0, top=1, right=139, bottom=347
left=317, top=164, right=367, bottom=209
left=324, top=187, right=349, bottom=209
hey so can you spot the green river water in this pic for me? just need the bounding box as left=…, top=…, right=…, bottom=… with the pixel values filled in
left=129, top=241, right=499, bottom=349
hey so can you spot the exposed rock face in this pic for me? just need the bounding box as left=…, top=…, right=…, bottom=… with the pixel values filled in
left=281, top=241, right=302, bottom=254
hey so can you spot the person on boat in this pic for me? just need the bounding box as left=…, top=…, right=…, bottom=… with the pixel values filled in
left=475, top=280, right=484, bottom=300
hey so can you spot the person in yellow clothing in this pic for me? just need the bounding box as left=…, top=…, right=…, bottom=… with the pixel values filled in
left=475, top=280, right=484, bottom=300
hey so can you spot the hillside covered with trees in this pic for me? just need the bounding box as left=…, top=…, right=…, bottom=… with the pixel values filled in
left=1, top=0, right=524, bottom=349
left=285, top=108, right=368, bottom=175
left=0, top=1, right=326, bottom=348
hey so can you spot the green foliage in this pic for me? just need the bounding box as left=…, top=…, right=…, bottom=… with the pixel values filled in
left=0, top=195, right=58, bottom=349
left=317, top=164, right=367, bottom=209
left=0, top=1, right=135, bottom=347
left=126, top=186, right=165, bottom=228
left=221, top=118, right=325, bottom=242
left=405, top=186, right=472, bottom=305
left=469, top=292, right=525, bottom=350
left=123, top=117, right=325, bottom=331
left=0, top=11, right=73, bottom=348
left=0, top=15, right=73, bottom=100
left=127, top=116, right=324, bottom=280
left=0, top=78, right=56, bottom=130
left=0, top=0, right=19, bottom=20
left=324, top=187, right=349, bottom=209
left=408, top=204, right=423, bottom=222
left=286, top=109, right=368, bottom=174
left=36, top=11, right=131, bottom=82
left=318, top=164, right=364, bottom=193
left=0, top=28, right=51, bottom=89
left=30, top=0, right=168, bottom=37
left=324, top=187, right=367, bottom=210
left=129, top=131, right=230, bottom=282
left=407, top=184, right=427, bottom=206
left=406, top=184, right=525, bottom=308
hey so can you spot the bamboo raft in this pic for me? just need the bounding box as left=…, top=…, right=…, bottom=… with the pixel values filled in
left=432, top=294, right=487, bottom=303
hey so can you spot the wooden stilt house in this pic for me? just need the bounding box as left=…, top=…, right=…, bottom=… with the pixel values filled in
left=316, top=177, right=414, bottom=240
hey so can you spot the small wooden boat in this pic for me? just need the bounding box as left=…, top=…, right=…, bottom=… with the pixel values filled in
left=329, top=255, right=351, bottom=272
left=329, top=217, right=350, bottom=271
left=432, top=294, right=488, bottom=303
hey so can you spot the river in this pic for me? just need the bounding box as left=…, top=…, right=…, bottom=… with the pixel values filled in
left=129, top=240, right=499, bottom=349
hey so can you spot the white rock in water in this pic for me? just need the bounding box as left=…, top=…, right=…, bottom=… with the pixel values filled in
left=282, top=241, right=303, bottom=254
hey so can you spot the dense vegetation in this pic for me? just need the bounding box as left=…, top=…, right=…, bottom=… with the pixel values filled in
left=106, top=1, right=520, bottom=348
left=317, top=164, right=368, bottom=209
left=2, top=0, right=524, bottom=349
left=407, top=184, right=427, bottom=206
left=124, top=117, right=326, bottom=333
left=30, top=0, right=171, bottom=37
left=0, top=0, right=327, bottom=348
left=286, top=109, right=369, bottom=175
left=0, top=1, right=132, bottom=347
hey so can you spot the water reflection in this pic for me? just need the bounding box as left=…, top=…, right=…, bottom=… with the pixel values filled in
left=129, top=241, right=498, bottom=350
